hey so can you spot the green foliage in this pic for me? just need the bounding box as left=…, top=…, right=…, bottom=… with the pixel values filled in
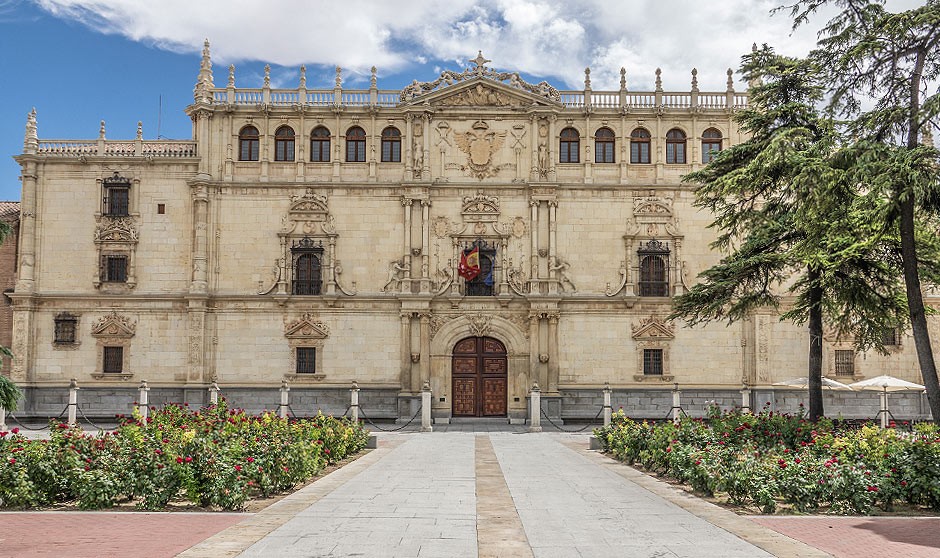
left=596, top=410, right=940, bottom=515
left=0, top=375, right=21, bottom=412
left=0, top=400, right=370, bottom=510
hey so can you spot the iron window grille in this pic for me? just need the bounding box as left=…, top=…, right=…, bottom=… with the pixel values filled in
left=102, top=173, right=130, bottom=216
left=103, top=346, right=124, bottom=374
left=834, top=350, right=855, bottom=377
left=54, top=314, right=78, bottom=344
left=296, top=347, right=317, bottom=374
left=291, top=237, right=324, bottom=295
left=101, top=255, right=128, bottom=283
left=643, top=348, right=664, bottom=375
left=638, top=240, right=670, bottom=297
left=880, top=327, right=900, bottom=346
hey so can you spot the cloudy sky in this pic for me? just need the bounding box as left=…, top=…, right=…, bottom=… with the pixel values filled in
left=0, top=0, right=923, bottom=201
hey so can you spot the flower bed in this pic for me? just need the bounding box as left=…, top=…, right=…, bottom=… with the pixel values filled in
left=0, top=401, right=370, bottom=510
left=595, top=407, right=940, bottom=514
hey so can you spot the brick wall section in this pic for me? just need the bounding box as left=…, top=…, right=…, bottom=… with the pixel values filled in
left=0, top=201, right=19, bottom=377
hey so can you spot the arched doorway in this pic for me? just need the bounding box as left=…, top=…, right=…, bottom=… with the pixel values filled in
left=452, top=336, right=507, bottom=417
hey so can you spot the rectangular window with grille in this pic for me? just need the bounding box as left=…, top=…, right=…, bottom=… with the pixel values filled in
left=102, top=255, right=128, bottom=283
left=880, top=327, right=899, bottom=346
left=54, top=316, right=77, bottom=344
left=104, top=185, right=129, bottom=216
left=103, top=346, right=123, bottom=374
left=296, top=347, right=317, bottom=374
left=834, top=350, right=855, bottom=377
left=643, top=348, right=663, bottom=375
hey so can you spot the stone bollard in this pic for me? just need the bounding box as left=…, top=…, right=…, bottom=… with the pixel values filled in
left=671, top=382, right=682, bottom=425
left=880, top=387, right=889, bottom=429
left=0, top=406, right=6, bottom=431
left=68, top=378, right=79, bottom=427
left=279, top=379, right=290, bottom=419
left=603, top=382, right=612, bottom=427
left=350, top=380, right=360, bottom=422
left=529, top=382, right=542, bottom=432
left=740, top=382, right=751, bottom=414
left=138, top=380, right=150, bottom=420
left=420, top=381, right=432, bottom=432
left=208, top=382, right=219, bottom=405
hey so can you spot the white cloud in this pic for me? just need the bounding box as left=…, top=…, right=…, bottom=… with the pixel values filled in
left=34, top=0, right=926, bottom=93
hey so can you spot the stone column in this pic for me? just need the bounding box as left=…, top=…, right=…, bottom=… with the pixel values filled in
left=419, top=313, right=431, bottom=388
left=421, top=199, right=431, bottom=292
left=190, top=184, right=210, bottom=294
left=529, top=115, right=538, bottom=180
left=548, top=200, right=558, bottom=294
left=530, top=201, right=539, bottom=280
left=402, top=197, right=413, bottom=291
left=15, top=158, right=37, bottom=293
left=404, top=114, right=414, bottom=178
left=547, top=312, right=560, bottom=394
left=422, top=113, right=431, bottom=179
left=400, top=313, right=413, bottom=394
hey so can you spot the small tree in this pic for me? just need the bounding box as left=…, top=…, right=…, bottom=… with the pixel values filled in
left=672, top=46, right=910, bottom=421
left=783, top=0, right=940, bottom=421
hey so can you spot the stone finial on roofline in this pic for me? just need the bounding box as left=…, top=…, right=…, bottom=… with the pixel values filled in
left=23, top=108, right=38, bottom=154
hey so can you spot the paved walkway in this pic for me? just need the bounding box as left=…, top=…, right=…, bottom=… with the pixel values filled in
left=3, top=431, right=939, bottom=557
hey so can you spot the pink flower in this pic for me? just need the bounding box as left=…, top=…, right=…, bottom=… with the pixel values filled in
left=8, top=458, right=15, bottom=464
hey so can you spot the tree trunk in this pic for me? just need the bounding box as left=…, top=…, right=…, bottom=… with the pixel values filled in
left=807, top=267, right=825, bottom=422
left=901, top=48, right=940, bottom=424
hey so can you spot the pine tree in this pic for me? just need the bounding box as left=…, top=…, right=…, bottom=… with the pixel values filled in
left=783, top=0, right=940, bottom=422
left=672, top=46, right=910, bottom=421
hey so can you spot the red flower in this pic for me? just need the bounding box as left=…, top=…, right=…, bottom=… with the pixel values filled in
left=8, top=458, right=15, bottom=464
left=176, top=457, right=184, bottom=464
left=325, top=449, right=331, bottom=455
left=185, top=456, right=193, bottom=463
left=695, top=459, right=702, bottom=465
left=235, top=465, right=242, bottom=472
left=867, top=486, right=879, bottom=492
left=778, top=459, right=787, bottom=469
left=0, top=432, right=7, bottom=438
left=283, top=466, right=289, bottom=472
left=246, top=457, right=255, bottom=463
left=901, top=481, right=908, bottom=487
left=11, top=428, right=19, bottom=435
left=794, top=458, right=801, bottom=464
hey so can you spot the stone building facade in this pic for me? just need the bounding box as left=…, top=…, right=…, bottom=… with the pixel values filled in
left=1, top=202, right=18, bottom=376
left=11, top=45, right=933, bottom=421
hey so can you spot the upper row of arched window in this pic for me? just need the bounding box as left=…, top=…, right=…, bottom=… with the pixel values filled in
left=238, top=125, right=723, bottom=165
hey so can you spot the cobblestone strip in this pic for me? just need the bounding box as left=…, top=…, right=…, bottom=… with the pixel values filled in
left=561, top=438, right=832, bottom=558
left=177, top=441, right=400, bottom=558
left=475, top=434, right=534, bottom=558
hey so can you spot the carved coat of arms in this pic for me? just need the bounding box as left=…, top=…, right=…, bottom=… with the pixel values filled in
left=454, top=120, right=508, bottom=180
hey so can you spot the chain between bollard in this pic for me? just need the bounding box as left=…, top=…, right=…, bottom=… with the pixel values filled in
left=663, top=407, right=690, bottom=421
left=539, top=404, right=604, bottom=433
left=358, top=405, right=421, bottom=432
left=7, top=403, right=71, bottom=431
left=77, top=405, right=116, bottom=431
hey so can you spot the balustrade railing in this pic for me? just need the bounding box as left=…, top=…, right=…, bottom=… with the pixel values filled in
left=36, top=140, right=197, bottom=158
left=205, top=86, right=746, bottom=110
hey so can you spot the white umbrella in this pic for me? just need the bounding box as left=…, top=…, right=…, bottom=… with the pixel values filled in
left=849, top=375, right=926, bottom=428
left=773, top=377, right=855, bottom=390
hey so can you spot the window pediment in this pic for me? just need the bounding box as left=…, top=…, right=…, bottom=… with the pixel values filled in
left=631, top=316, right=675, bottom=340
left=95, top=217, right=139, bottom=243
left=91, top=311, right=136, bottom=338
left=284, top=314, right=330, bottom=339
left=461, top=192, right=500, bottom=222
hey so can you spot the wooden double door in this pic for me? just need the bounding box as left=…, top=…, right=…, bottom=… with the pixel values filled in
left=452, top=336, right=507, bottom=417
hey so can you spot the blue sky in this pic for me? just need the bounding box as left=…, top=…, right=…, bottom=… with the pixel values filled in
left=0, top=0, right=924, bottom=202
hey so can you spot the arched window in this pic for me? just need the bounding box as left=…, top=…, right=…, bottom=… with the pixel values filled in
left=381, top=127, right=401, bottom=162
left=310, top=126, right=331, bottom=162
left=594, top=127, right=615, bottom=163
left=559, top=127, right=580, bottom=163
left=638, top=240, right=670, bottom=297
left=702, top=128, right=722, bottom=163
left=239, top=125, right=259, bottom=161
left=630, top=128, right=651, bottom=164
left=666, top=128, right=687, bottom=164
left=274, top=126, right=295, bottom=162
left=346, top=126, right=366, bottom=162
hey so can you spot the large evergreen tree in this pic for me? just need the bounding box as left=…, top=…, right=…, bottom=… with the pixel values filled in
left=672, top=46, right=910, bottom=421
left=784, top=0, right=940, bottom=421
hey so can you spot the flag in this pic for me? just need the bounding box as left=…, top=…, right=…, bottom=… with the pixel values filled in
left=458, top=246, right=481, bottom=281
left=483, top=267, right=494, bottom=286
